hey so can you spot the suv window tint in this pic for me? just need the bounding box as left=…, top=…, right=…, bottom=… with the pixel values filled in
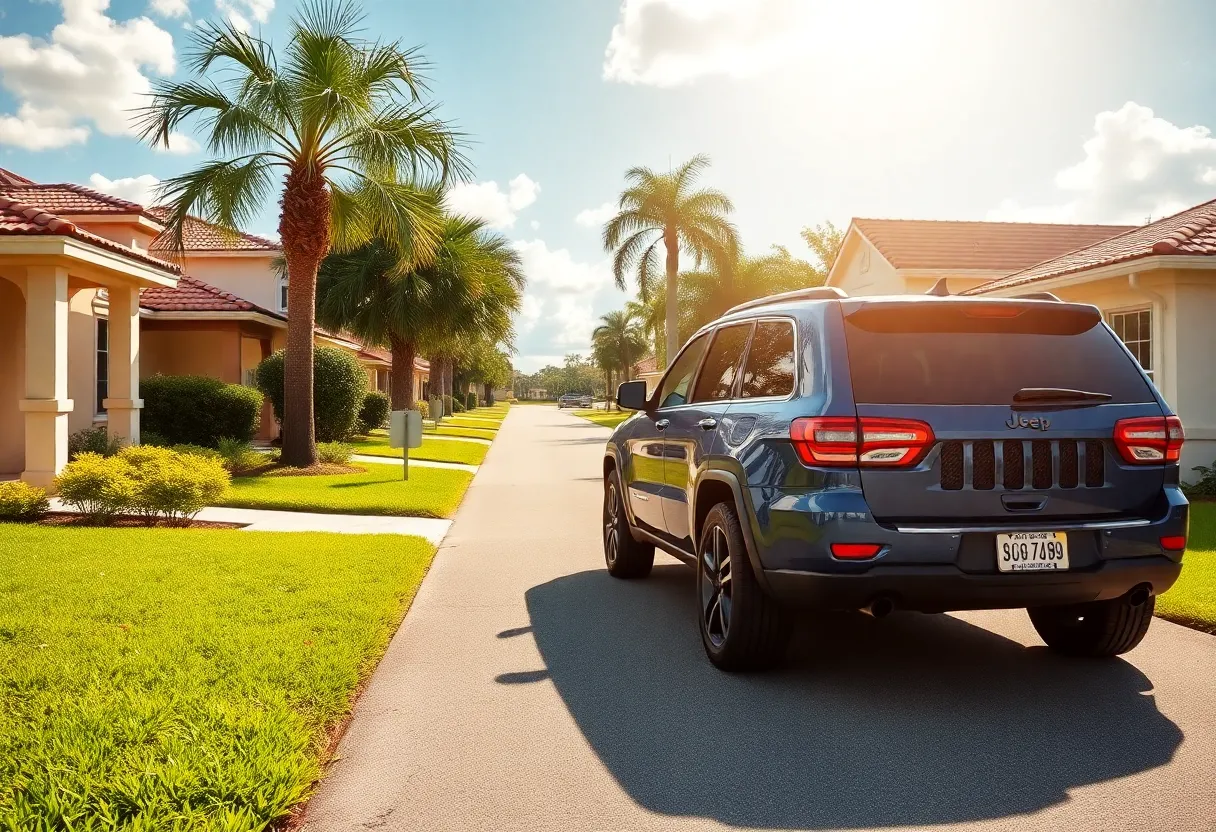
left=656, top=334, right=709, bottom=408
left=844, top=318, right=1155, bottom=405
left=740, top=321, right=796, bottom=398
left=691, top=323, right=752, bottom=403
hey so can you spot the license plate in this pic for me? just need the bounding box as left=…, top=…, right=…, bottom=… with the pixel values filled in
left=996, top=531, right=1069, bottom=572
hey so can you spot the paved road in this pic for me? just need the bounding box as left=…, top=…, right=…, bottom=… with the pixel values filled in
left=300, top=405, right=1216, bottom=832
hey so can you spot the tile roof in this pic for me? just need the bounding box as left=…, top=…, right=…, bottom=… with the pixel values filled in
left=0, top=167, right=35, bottom=186
left=0, top=182, right=156, bottom=218
left=967, top=198, right=1216, bottom=294
left=140, top=274, right=281, bottom=315
left=147, top=207, right=280, bottom=252
left=852, top=218, right=1137, bottom=272
left=632, top=355, right=660, bottom=375
left=0, top=196, right=179, bottom=275
left=358, top=346, right=392, bottom=363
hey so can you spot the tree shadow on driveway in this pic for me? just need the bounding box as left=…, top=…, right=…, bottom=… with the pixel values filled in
left=513, top=564, right=1182, bottom=829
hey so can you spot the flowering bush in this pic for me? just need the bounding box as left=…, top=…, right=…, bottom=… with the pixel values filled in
left=54, top=453, right=137, bottom=522
left=317, top=442, right=355, bottom=465
left=0, top=481, right=50, bottom=521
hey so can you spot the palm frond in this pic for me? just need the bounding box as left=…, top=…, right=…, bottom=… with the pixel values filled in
left=609, top=228, right=658, bottom=291
left=329, top=177, right=445, bottom=265
left=154, top=155, right=278, bottom=257
left=671, top=153, right=711, bottom=196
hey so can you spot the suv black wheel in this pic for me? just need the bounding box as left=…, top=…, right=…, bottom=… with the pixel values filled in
left=603, top=469, right=654, bottom=578
left=1028, top=592, right=1155, bottom=657
left=697, top=501, right=789, bottom=671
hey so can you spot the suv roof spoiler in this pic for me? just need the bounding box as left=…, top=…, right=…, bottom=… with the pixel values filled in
left=1012, top=291, right=1063, bottom=302
left=725, top=286, right=848, bottom=315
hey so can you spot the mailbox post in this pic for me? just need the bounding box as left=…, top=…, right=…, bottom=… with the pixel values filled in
left=389, top=409, right=424, bottom=479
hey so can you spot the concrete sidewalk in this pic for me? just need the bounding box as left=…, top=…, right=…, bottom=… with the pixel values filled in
left=299, top=405, right=1216, bottom=832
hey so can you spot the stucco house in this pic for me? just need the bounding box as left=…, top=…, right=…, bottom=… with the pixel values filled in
left=827, top=208, right=1216, bottom=479
left=0, top=167, right=428, bottom=484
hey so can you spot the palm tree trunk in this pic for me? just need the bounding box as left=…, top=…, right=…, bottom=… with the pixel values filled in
left=664, top=228, right=679, bottom=367
left=279, top=165, right=331, bottom=468
left=389, top=335, right=416, bottom=410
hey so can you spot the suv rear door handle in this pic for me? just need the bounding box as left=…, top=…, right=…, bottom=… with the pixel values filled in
left=655, top=418, right=670, bottom=430
left=698, top=417, right=718, bottom=430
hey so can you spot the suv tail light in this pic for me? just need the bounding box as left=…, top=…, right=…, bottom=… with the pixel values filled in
left=1113, top=416, right=1184, bottom=464
left=791, top=417, right=935, bottom=468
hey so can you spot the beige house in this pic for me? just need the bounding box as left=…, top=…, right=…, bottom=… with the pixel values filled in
left=827, top=207, right=1216, bottom=479
left=0, top=166, right=428, bottom=483
left=0, top=172, right=179, bottom=486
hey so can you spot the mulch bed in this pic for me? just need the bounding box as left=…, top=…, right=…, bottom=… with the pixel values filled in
left=36, top=513, right=247, bottom=530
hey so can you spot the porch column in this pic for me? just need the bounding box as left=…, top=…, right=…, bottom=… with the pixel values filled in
left=103, top=285, right=141, bottom=444
left=19, top=266, right=72, bottom=488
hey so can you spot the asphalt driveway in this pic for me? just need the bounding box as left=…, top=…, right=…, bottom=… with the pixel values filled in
left=300, top=404, right=1216, bottom=832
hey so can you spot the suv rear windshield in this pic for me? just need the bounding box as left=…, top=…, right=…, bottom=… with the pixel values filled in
left=843, top=305, right=1156, bottom=405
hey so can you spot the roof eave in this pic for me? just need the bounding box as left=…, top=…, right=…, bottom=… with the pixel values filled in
left=968, top=254, right=1216, bottom=295
left=0, top=235, right=177, bottom=287
left=140, top=309, right=287, bottom=327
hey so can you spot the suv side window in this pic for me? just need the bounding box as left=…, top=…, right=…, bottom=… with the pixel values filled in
left=740, top=320, right=796, bottom=399
left=690, top=323, right=753, bottom=403
left=656, top=333, right=709, bottom=409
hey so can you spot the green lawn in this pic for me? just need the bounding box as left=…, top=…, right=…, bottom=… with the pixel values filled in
left=1158, top=501, right=1216, bottom=633
left=573, top=408, right=633, bottom=429
left=445, top=416, right=501, bottom=429
left=352, top=434, right=488, bottom=466
left=428, top=424, right=497, bottom=440
left=0, top=525, right=436, bottom=830
left=218, top=463, right=473, bottom=518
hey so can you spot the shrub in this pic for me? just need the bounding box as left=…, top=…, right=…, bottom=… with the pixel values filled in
left=169, top=443, right=223, bottom=462
left=452, top=397, right=465, bottom=413
left=416, top=399, right=430, bottom=420
left=1186, top=460, right=1216, bottom=496
left=54, top=453, right=137, bottom=522
left=466, top=391, right=478, bottom=411
left=141, top=430, right=171, bottom=447
left=0, top=481, right=50, bottom=521
left=142, top=375, right=263, bottom=448
left=119, top=445, right=230, bottom=525
left=317, top=441, right=354, bottom=465
left=357, top=391, right=391, bottom=435
left=256, top=347, right=367, bottom=442
left=216, top=437, right=264, bottom=474
left=68, top=426, right=122, bottom=460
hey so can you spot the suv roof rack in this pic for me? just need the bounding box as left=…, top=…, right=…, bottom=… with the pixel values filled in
left=1012, top=291, right=1062, bottom=302
left=725, top=286, right=847, bottom=316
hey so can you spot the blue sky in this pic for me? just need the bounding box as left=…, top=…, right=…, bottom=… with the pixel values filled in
left=5, top=0, right=1216, bottom=370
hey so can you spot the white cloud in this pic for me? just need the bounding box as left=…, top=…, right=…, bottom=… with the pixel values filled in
left=445, top=173, right=540, bottom=230
left=603, top=0, right=815, bottom=87
left=149, top=0, right=189, bottom=18
left=575, top=201, right=616, bottom=228
left=530, top=219, right=541, bottom=230
left=0, top=0, right=177, bottom=151
left=215, top=0, right=273, bottom=32
left=989, top=102, right=1216, bottom=225
left=512, top=238, right=616, bottom=356
left=89, top=172, right=160, bottom=205
left=153, top=131, right=201, bottom=154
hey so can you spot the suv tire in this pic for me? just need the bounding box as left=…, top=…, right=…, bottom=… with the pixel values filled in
left=1028, top=593, right=1155, bottom=657
left=603, top=469, right=654, bottom=578
left=697, top=501, right=789, bottom=671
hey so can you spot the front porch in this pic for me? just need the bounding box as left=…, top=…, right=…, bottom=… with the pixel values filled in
left=0, top=229, right=178, bottom=487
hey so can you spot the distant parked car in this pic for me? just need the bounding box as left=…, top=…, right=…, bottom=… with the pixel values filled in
left=602, top=285, right=1187, bottom=671
left=559, top=393, right=593, bottom=408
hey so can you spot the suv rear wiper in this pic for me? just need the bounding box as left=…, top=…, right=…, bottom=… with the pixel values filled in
left=1012, top=387, right=1113, bottom=410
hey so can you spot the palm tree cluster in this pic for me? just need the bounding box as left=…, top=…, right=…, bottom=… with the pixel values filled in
left=140, top=0, right=517, bottom=465
left=597, top=154, right=843, bottom=388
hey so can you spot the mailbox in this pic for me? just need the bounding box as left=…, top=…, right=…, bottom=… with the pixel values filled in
left=389, top=409, right=423, bottom=449
left=429, top=397, right=444, bottom=420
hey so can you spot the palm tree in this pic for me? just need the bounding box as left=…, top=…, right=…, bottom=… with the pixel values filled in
left=317, top=214, right=523, bottom=412
left=603, top=154, right=738, bottom=367
left=681, top=246, right=823, bottom=334
left=138, top=0, right=467, bottom=466
left=625, top=294, right=665, bottom=366
left=593, top=310, right=647, bottom=397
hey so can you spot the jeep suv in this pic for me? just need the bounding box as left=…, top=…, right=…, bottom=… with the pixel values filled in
left=602, top=287, right=1188, bottom=671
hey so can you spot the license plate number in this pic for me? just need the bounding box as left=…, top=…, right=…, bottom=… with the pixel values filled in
left=996, top=532, right=1069, bottom=572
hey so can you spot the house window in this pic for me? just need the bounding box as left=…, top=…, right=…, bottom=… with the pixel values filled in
left=96, top=319, right=109, bottom=414
left=278, top=276, right=289, bottom=311
left=1107, top=308, right=1152, bottom=380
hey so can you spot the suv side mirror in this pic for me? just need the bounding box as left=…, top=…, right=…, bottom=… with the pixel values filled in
left=617, top=380, right=649, bottom=411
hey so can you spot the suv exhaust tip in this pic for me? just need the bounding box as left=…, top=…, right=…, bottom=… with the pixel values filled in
left=860, top=595, right=896, bottom=619
left=1127, top=584, right=1152, bottom=607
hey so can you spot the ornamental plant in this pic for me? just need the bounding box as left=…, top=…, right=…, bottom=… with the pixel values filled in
left=0, top=481, right=50, bottom=521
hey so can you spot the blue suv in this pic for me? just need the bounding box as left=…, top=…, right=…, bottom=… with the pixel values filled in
left=602, top=287, right=1188, bottom=671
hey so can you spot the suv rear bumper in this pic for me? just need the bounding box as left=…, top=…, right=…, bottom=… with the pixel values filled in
left=763, top=555, right=1181, bottom=613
